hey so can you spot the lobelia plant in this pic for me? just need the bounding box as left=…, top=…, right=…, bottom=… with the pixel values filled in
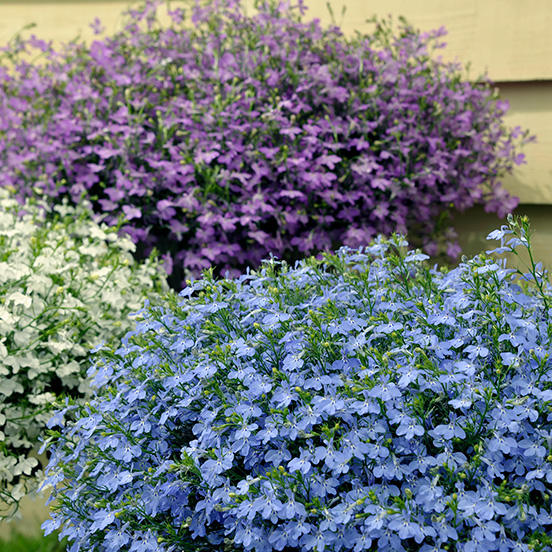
left=0, top=188, right=171, bottom=520
left=42, top=216, right=552, bottom=552
left=0, top=0, right=534, bottom=286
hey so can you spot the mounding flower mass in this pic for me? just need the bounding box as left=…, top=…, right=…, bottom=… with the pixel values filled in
left=43, top=216, right=552, bottom=552
left=0, top=189, right=170, bottom=519
left=0, top=0, right=533, bottom=284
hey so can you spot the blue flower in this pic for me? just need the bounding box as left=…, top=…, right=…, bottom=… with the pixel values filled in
left=310, top=474, right=339, bottom=498
left=282, top=351, right=305, bottom=371
left=287, top=517, right=312, bottom=541
left=396, top=417, right=425, bottom=440
left=429, top=415, right=466, bottom=441
left=104, top=524, right=131, bottom=552
left=280, top=494, right=307, bottom=520
left=129, top=417, right=152, bottom=435
left=252, top=491, right=284, bottom=522
left=486, top=226, right=513, bottom=242
left=473, top=490, right=508, bottom=521
left=268, top=526, right=292, bottom=550
left=288, top=455, right=312, bottom=475
left=200, top=449, right=234, bottom=483
left=375, top=526, right=408, bottom=551
left=341, top=431, right=371, bottom=460
left=43, top=227, right=552, bottom=552
left=367, top=378, right=402, bottom=402
left=311, top=394, right=345, bottom=416
left=464, top=343, right=490, bottom=359
left=388, top=514, right=425, bottom=542
left=300, top=529, right=331, bottom=552
left=89, top=509, right=116, bottom=533
left=352, top=529, right=373, bottom=552
left=487, top=432, right=519, bottom=455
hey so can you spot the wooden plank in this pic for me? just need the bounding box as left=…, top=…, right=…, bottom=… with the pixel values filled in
left=1, top=0, right=551, bottom=81
left=303, top=0, right=552, bottom=82
left=499, top=82, right=552, bottom=204
left=0, top=1, right=171, bottom=48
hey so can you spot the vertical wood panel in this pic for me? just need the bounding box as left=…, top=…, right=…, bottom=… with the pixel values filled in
left=499, top=82, right=552, bottom=204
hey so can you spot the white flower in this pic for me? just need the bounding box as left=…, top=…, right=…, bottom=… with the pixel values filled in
left=6, top=291, right=32, bottom=309
left=0, top=378, right=24, bottom=397
left=0, top=189, right=171, bottom=516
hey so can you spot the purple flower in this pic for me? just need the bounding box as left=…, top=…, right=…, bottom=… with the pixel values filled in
left=288, top=456, right=312, bottom=475
left=396, top=419, right=425, bottom=440
left=122, top=205, right=142, bottom=220
left=0, top=0, right=532, bottom=289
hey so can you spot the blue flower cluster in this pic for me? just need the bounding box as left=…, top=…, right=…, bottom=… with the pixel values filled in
left=42, top=217, right=552, bottom=552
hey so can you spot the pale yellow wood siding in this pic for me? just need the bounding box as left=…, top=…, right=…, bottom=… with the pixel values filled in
left=0, top=1, right=173, bottom=47
left=2, top=0, right=551, bottom=81
left=499, top=82, right=552, bottom=204
left=303, top=0, right=552, bottom=82
left=0, top=493, right=50, bottom=539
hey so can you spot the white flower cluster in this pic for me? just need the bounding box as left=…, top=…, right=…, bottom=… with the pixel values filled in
left=0, top=189, right=169, bottom=518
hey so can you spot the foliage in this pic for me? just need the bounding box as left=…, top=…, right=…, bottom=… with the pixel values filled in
left=42, top=216, right=552, bottom=552
left=0, top=530, right=66, bottom=552
left=0, top=188, right=170, bottom=519
left=0, top=0, right=533, bottom=285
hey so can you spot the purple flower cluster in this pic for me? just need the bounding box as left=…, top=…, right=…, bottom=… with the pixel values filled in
left=42, top=217, right=552, bottom=552
left=0, top=0, right=533, bottom=284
